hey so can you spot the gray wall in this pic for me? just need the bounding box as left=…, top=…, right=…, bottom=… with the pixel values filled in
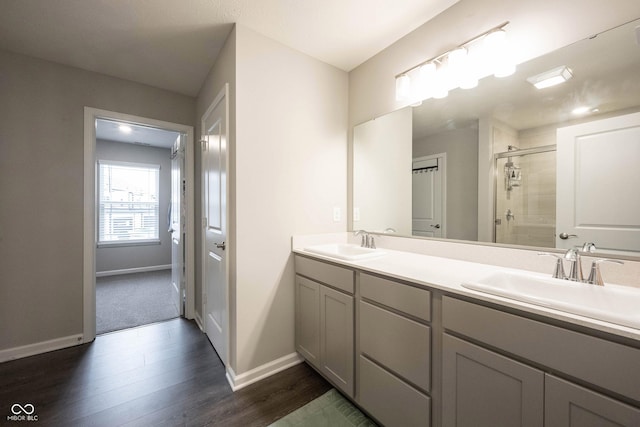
left=95, top=140, right=172, bottom=273
left=0, top=49, right=195, bottom=351
left=196, top=24, right=349, bottom=377
left=413, top=125, right=478, bottom=241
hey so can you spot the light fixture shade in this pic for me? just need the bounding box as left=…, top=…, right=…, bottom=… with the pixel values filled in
left=432, top=66, right=449, bottom=99
left=448, top=47, right=480, bottom=89
left=447, top=47, right=467, bottom=88
left=395, top=24, right=514, bottom=100
left=418, top=62, right=437, bottom=99
left=448, top=47, right=467, bottom=69
left=484, top=29, right=516, bottom=77
left=395, top=74, right=411, bottom=101
left=484, top=29, right=507, bottom=53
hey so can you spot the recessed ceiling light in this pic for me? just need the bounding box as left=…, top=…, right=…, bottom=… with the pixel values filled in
left=526, top=66, right=573, bottom=89
left=119, top=125, right=133, bottom=134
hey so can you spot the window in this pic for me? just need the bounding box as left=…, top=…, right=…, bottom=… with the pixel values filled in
left=98, top=161, right=160, bottom=245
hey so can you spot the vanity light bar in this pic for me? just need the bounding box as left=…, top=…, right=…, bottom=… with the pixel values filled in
left=395, top=21, right=514, bottom=103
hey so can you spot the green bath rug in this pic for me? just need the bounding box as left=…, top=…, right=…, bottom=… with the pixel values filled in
left=269, top=388, right=377, bottom=427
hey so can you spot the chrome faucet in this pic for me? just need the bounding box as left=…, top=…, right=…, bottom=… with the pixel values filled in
left=564, top=243, right=595, bottom=281
left=564, top=248, right=584, bottom=282
left=564, top=242, right=598, bottom=282
left=542, top=243, right=622, bottom=286
left=563, top=242, right=603, bottom=283
left=354, top=230, right=375, bottom=248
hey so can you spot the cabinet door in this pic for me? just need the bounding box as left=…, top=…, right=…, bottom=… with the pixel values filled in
left=359, top=355, right=431, bottom=427
left=295, top=276, right=320, bottom=368
left=545, top=375, right=640, bottom=427
left=320, top=285, right=354, bottom=397
left=442, top=334, right=544, bottom=427
left=360, top=300, right=430, bottom=392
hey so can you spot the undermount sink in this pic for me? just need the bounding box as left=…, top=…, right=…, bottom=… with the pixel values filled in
left=304, top=243, right=386, bottom=261
left=462, top=271, right=640, bottom=330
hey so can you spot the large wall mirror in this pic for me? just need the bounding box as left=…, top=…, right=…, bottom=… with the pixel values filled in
left=352, top=18, right=640, bottom=259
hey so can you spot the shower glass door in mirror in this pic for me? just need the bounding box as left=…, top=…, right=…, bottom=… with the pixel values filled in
left=494, top=148, right=556, bottom=247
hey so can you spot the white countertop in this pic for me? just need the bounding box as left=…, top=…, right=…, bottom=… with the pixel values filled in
left=293, top=246, right=640, bottom=343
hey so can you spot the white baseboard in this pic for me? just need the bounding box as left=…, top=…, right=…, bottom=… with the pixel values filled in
left=0, top=334, right=84, bottom=363
left=96, top=264, right=171, bottom=277
left=226, top=352, right=303, bottom=391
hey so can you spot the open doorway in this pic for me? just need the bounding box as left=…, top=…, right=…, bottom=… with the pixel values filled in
left=83, top=108, right=195, bottom=341
left=94, top=119, right=181, bottom=334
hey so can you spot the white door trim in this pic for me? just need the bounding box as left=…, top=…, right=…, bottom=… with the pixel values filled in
left=83, top=107, right=195, bottom=343
left=201, top=83, right=230, bottom=365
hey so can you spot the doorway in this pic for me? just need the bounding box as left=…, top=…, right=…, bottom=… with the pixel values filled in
left=83, top=108, right=195, bottom=342
left=412, top=154, right=446, bottom=238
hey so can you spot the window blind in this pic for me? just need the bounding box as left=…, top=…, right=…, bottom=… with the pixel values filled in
left=98, top=161, right=160, bottom=244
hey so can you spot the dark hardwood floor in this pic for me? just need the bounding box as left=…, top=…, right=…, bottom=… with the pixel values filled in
left=0, top=319, right=331, bottom=426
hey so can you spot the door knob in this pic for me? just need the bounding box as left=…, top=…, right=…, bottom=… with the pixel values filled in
left=215, top=241, right=226, bottom=250
left=559, top=233, right=577, bottom=240
left=430, top=224, right=441, bottom=229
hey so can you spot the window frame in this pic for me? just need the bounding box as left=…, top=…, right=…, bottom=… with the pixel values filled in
left=97, top=160, right=161, bottom=247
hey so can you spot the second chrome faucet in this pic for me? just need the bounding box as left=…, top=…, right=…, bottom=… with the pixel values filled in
left=354, top=230, right=375, bottom=249
left=539, top=242, right=623, bottom=286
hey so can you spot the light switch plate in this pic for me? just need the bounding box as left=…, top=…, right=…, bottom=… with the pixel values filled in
left=333, top=207, right=341, bottom=222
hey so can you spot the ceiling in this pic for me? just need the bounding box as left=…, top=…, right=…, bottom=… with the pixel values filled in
left=96, top=119, right=180, bottom=149
left=0, top=0, right=459, bottom=97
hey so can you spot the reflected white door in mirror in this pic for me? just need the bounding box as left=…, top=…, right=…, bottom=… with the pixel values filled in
left=412, top=155, right=446, bottom=238
left=556, top=111, right=640, bottom=254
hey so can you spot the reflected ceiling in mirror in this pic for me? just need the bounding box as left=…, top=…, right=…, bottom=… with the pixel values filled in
left=413, top=18, right=640, bottom=139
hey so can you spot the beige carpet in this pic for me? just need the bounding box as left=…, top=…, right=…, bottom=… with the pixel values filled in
left=96, top=270, right=179, bottom=334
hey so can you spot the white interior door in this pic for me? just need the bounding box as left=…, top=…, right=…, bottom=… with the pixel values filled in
left=202, top=86, right=228, bottom=365
left=170, top=135, right=184, bottom=315
left=412, top=156, right=444, bottom=237
left=556, top=112, right=640, bottom=253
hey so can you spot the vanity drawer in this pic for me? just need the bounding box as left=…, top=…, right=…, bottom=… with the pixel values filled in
left=443, top=296, right=640, bottom=403
left=295, top=255, right=354, bottom=294
left=360, top=300, right=430, bottom=392
left=360, top=273, right=431, bottom=321
left=359, top=355, right=431, bottom=427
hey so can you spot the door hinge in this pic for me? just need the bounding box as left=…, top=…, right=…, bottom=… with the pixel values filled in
left=203, top=217, right=207, bottom=228
left=200, top=139, right=207, bottom=151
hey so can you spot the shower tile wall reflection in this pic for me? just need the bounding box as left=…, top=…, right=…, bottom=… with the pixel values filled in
left=495, top=127, right=556, bottom=248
